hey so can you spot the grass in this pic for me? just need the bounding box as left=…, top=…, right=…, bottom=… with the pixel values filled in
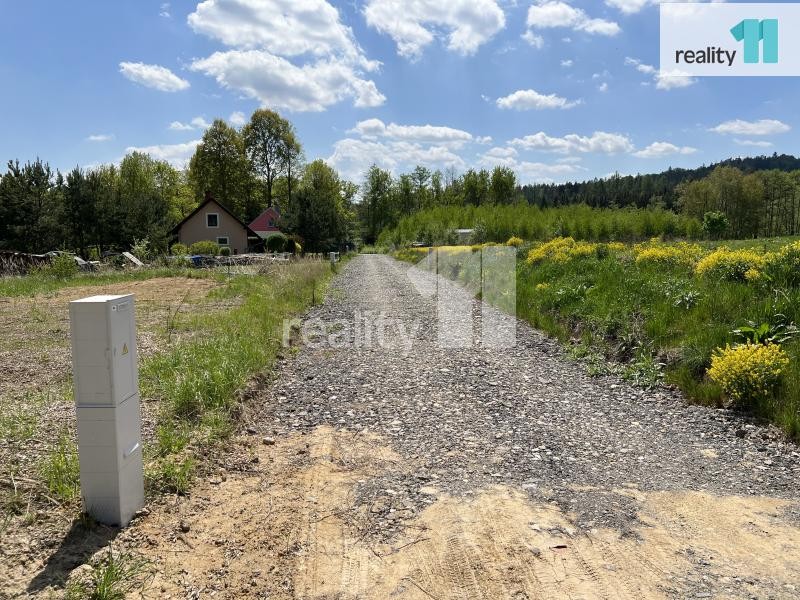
left=141, top=258, right=339, bottom=492
left=0, top=266, right=216, bottom=298
left=64, top=545, right=152, bottom=600
left=40, top=431, right=80, bottom=503
left=397, top=241, right=800, bottom=440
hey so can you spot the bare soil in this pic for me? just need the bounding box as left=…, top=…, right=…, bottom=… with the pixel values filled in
left=0, top=275, right=229, bottom=600
left=113, top=426, right=800, bottom=599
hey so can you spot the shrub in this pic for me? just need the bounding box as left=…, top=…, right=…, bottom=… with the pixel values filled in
left=764, top=240, right=800, bottom=286
left=170, top=243, right=188, bottom=256
left=131, top=238, right=153, bottom=262
left=219, top=246, right=231, bottom=257
left=266, top=235, right=286, bottom=252
left=189, top=240, right=220, bottom=256
left=526, top=237, right=574, bottom=264
left=42, top=253, right=79, bottom=278
left=506, top=236, right=524, bottom=247
left=707, top=343, right=789, bottom=409
left=634, top=241, right=702, bottom=268
left=702, top=211, right=729, bottom=239
left=695, top=247, right=767, bottom=281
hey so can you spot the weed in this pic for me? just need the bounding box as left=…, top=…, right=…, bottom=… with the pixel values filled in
left=146, top=456, right=195, bottom=495
left=65, top=545, right=152, bottom=600
left=40, top=432, right=80, bottom=503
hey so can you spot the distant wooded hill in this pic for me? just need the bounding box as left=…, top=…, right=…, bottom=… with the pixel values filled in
left=520, top=154, right=800, bottom=209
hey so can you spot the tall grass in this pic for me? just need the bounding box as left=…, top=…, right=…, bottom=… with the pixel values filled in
left=142, top=259, right=336, bottom=491
left=514, top=246, right=800, bottom=439
left=378, top=204, right=702, bottom=247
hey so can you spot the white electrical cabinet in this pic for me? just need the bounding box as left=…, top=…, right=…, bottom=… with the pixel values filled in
left=69, top=294, right=144, bottom=526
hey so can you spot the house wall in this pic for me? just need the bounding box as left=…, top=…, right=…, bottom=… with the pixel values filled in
left=177, top=200, right=249, bottom=254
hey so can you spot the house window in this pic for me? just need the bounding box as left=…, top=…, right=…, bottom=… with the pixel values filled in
left=217, top=236, right=229, bottom=246
left=206, top=213, right=219, bottom=228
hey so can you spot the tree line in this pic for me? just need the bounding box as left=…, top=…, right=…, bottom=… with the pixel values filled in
left=3, top=108, right=800, bottom=258
left=0, top=109, right=358, bottom=255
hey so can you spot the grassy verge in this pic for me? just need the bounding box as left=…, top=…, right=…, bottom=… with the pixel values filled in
left=141, top=258, right=338, bottom=492
left=395, top=242, right=800, bottom=440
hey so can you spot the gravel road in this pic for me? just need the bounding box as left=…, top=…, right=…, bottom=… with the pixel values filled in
left=126, top=254, right=800, bottom=599
left=271, top=254, right=800, bottom=508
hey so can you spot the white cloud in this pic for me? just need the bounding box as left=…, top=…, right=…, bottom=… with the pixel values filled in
left=125, top=140, right=201, bottom=167
left=119, top=62, right=190, bottom=92
left=625, top=57, right=695, bottom=90
left=229, top=111, right=247, bottom=126
left=597, top=82, right=609, bottom=92
left=606, top=0, right=726, bottom=15
left=159, top=2, right=171, bottom=18
left=496, top=88, right=581, bottom=110
left=191, top=50, right=385, bottom=112
left=86, top=134, right=113, bottom=142
left=348, top=118, right=473, bottom=147
left=524, top=1, right=620, bottom=44
left=188, top=0, right=383, bottom=112
left=476, top=135, right=493, bottom=145
left=561, top=59, right=573, bottom=67
left=522, top=30, right=544, bottom=48
left=188, top=0, right=374, bottom=68
left=327, top=138, right=467, bottom=181
left=710, top=119, right=791, bottom=136
left=633, top=142, right=697, bottom=158
left=510, top=131, right=634, bottom=154
left=734, top=138, right=773, bottom=148
left=363, top=0, right=506, bottom=59
left=169, top=117, right=212, bottom=131
left=484, top=146, right=518, bottom=159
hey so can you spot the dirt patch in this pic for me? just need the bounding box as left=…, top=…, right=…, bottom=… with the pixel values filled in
left=0, top=276, right=231, bottom=600
left=85, top=426, right=800, bottom=600
left=0, top=277, right=221, bottom=398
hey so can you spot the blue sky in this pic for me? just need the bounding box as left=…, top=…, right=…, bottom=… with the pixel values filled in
left=0, top=0, right=797, bottom=184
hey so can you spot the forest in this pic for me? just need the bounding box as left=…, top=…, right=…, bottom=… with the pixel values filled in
left=2, top=106, right=800, bottom=256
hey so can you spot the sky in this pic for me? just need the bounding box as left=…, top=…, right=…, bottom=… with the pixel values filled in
left=0, top=0, right=798, bottom=185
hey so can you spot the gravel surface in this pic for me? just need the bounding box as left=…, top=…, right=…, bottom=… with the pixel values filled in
left=257, top=254, right=800, bottom=533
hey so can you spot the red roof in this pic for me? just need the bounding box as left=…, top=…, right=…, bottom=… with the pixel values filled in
left=249, top=207, right=281, bottom=233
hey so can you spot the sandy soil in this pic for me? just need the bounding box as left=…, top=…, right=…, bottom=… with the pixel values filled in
left=111, top=426, right=800, bottom=599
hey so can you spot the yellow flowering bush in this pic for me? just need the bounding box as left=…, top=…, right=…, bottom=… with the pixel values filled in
left=744, top=268, right=762, bottom=282
left=506, top=236, right=524, bottom=247
left=708, top=343, right=789, bottom=408
left=765, top=240, right=800, bottom=286
left=535, top=282, right=551, bottom=291
left=607, top=242, right=626, bottom=253
left=525, top=237, right=601, bottom=264
left=695, top=247, right=767, bottom=281
left=634, top=240, right=702, bottom=268
left=526, top=237, right=575, bottom=264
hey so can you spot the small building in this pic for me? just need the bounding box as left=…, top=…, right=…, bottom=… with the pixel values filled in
left=249, top=206, right=283, bottom=242
left=455, top=229, right=475, bottom=244
left=172, top=195, right=260, bottom=254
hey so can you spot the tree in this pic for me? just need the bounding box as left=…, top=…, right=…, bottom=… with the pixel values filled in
left=62, top=168, right=96, bottom=257
left=284, top=160, right=354, bottom=251
left=243, top=109, right=295, bottom=209
left=490, top=166, right=517, bottom=205
left=702, top=211, right=729, bottom=240
left=188, top=119, right=252, bottom=219
left=361, top=165, right=393, bottom=244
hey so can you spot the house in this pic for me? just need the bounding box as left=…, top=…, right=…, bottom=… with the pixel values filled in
left=172, top=195, right=261, bottom=254
left=249, top=206, right=283, bottom=241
